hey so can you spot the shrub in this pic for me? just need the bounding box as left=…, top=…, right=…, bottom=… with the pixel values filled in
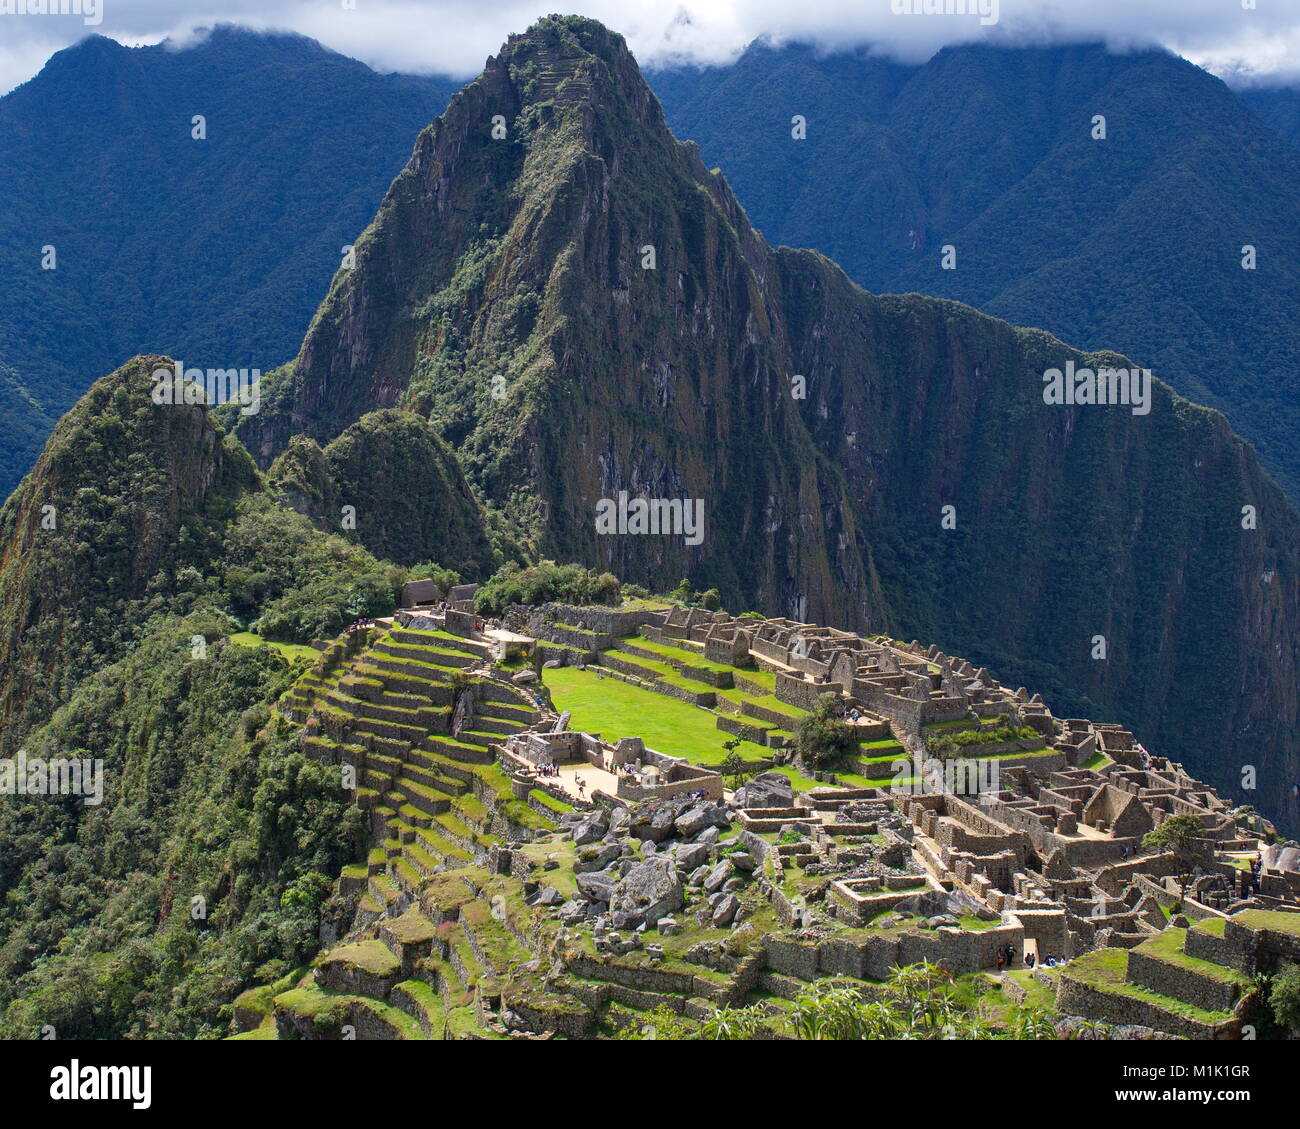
left=794, top=692, right=859, bottom=769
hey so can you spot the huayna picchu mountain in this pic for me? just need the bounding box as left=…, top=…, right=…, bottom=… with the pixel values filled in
left=236, top=16, right=1299, bottom=831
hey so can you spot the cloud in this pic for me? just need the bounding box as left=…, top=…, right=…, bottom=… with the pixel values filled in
left=1, top=0, right=1298, bottom=94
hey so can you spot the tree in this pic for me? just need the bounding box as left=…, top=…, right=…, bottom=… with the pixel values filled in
left=719, top=739, right=749, bottom=790
left=1269, top=962, right=1300, bottom=1033
left=793, top=692, right=858, bottom=769
left=1142, top=814, right=1208, bottom=864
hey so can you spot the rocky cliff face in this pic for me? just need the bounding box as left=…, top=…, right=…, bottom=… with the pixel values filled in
left=239, top=16, right=1299, bottom=828
left=0, top=355, right=259, bottom=751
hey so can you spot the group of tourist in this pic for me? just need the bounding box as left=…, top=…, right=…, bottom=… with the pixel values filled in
left=1240, top=852, right=1265, bottom=897
left=995, top=943, right=1056, bottom=972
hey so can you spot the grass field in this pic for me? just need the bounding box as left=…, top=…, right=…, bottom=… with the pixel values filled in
left=229, top=631, right=318, bottom=662
left=542, top=666, right=766, bottom=764
left=542, top=666, right=917, bottom=790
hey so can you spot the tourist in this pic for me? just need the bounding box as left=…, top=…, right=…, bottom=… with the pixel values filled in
left=1025, top=950, right=1036, bottom=968
left=1121, top=845, right=1129, bottom=861
left=996, top=950, right=1005, bottom=972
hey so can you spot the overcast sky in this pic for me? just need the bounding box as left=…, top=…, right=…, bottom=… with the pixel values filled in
left=2, top=0, right=1299, bottom=96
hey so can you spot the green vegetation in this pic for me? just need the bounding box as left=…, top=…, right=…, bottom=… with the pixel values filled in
left=1267, top=962, right=1300, bottom=1034
left=268, top=411, right=495, bottom=573
left=0, top=615, right=365, bottom=1038
left=228, top=631, right=318, bottom=662
left=1143, top=814, right=1210, bottom=864
left=617, top=962, right=1056, bottom=1040
left=475, top=561, right=621, bottom=616
left=793, top=693, right=860, bottom=770
left=924, top=714, right=1040, bottom=758
left=0, top=28, right=457, bottom=500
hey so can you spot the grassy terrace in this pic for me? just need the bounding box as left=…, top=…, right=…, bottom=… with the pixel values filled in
left=605, top=650, right=717, bottom=692
left=542, top=665, right=765, bottom=764
left=542, top=665, right=915, bottom=790
left=1235, top=908, right=1300, bottom=936
left=625, top=636, right=740, bottom=673
left=1135, top=928, right=1251, bottom=985
left=229, top=631, right=318, bottom=662
left=1062, top=949, right=1234, bottom=1025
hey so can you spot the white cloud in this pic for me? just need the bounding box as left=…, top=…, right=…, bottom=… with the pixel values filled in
left=1, top=0, right=1298, bottom=94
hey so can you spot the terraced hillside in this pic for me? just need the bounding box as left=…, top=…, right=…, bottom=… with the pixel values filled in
left=1056, top=914, right=1296, bottom=1038
left=234, top=621, right=590, bottom=1038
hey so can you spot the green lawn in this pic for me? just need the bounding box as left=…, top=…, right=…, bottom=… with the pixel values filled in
left=543, top=664, right=913, bottom=790
left=229, top=631, right=318, bottom=662
left=625, top=636, right=738, bottom=673
left=542, top=666, right=767, bottom=764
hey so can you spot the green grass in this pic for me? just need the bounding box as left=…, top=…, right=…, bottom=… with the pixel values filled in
left=601, top=650, right=718, bottom=693
left=1062, top=949, right=1234, bottom=1025
left=1234, top=908, right=1300, bottom=937
left=922, top=718, right=978, bottom=734
left=1080, top=751, right=1112, bottom=771
left=1135, top=928, right=1250, bottom=985
left=229, top=631, right=317, bottom=662
left=736, top=667, right=777, bottom=691
left=626, top=636, right=738, bottom=673
left=542, top=665, right=766, bottom=764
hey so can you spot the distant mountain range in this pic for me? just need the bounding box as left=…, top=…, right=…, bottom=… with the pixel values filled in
left=651, top=41, right=1300, bottom=500
left=0, top=27, right=458, bottom=498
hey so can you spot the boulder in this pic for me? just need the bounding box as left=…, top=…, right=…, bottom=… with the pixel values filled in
left=629, top=804, right=679, bottom=844
left=703, top=861, right=731, bottom=894
left=711, top=894, right=740, bottom=926
left=609, top=858, right=684, bottom=929
left=572, top=811, right=609, bottom=845
left=675, top=802, right=728, bottom=839
left=575, top=841, right=623, bottom=874
left=576, top=870, right=618, bottom=905
left=673, top=841, right=711, bottom=872
left=734, top=771, right=794, bottom=809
